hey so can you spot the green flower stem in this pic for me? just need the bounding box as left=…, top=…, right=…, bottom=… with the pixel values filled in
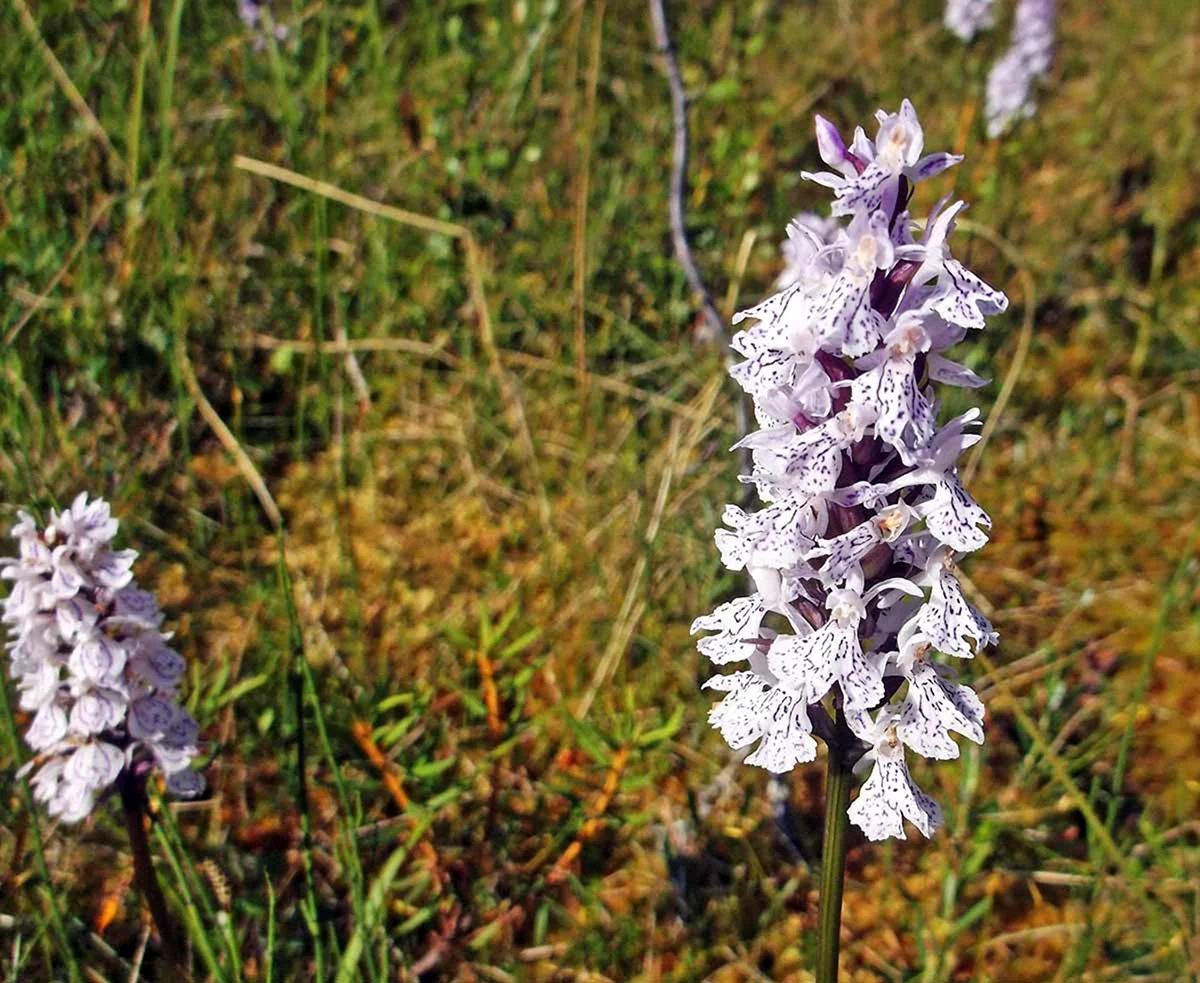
left=816, top=715, right=854, bottom=983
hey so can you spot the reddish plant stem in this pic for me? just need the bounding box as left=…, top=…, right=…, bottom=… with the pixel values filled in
left=118, top=771, right=184, bottom=972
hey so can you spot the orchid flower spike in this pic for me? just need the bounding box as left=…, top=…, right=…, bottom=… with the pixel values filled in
left=983, top=0, right=1057, bottom=137
left=2, top=494, right=204, bottom=822
left=693, top=102, right=1006, bottom=841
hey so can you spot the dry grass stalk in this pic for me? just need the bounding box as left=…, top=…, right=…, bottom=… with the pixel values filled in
left=231, top=154, right=554, bottom=537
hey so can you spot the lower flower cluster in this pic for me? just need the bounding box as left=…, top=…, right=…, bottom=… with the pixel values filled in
left=2, top=494, right=203, bottom=822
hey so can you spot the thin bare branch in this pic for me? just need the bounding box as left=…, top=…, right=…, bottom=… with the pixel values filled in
left=648, top=0, right=751, bottom=468
left=647, top=0, right=727, bottom=348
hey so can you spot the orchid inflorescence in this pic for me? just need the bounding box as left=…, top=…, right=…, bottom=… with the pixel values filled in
left=984, top=0, right=1055, bottom=137
left=2, top=494, right=204, bottom=823
left=693, top=101, right=1006, bottom=841
left=944, top=0, right=1057, bottom=137
left=238, top=0, right=289, bottom=49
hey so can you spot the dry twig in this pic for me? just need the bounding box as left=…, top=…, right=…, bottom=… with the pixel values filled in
left=647, top=0, right=726, bottom=347
left=176, top=344, right=283, bottom=530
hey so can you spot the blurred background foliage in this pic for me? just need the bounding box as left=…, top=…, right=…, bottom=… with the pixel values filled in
left=1, top=0, right=1199, bottom=980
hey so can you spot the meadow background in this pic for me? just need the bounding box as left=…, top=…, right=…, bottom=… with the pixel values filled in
left=2, top=0, right=1199, bottom=980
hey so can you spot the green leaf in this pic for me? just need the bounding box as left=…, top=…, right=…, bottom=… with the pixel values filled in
left=635, top=706, right=684, bottom=747
left=411, top=756, right=456, bottom=780
left=705, top=78, right=740, bottom=104
left=560, top=711, right=616, bottom=765
left=499, top=627, right=541, bottom=662
left=335, top=821, right=430, bottom=983
left=211, top=672, right=270, bottom=709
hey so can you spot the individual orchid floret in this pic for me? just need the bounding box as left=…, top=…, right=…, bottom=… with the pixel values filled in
left=811, top=503, right=915, bottom=586
left=730, top=260, right=841, bottom=388
left=715, top=496, right=827, bottom=574
left=846, top=713, right=944, bottom=840
left=690, top=594, right=772, bottom=667
left=850, top=313, right=938, bottom=461
left=751, top=359, right=835, bottom=430
left=705, top=651, right=819, bottom=774
left=734, top=401, right=877, bottom=492
left=802, top=100, right=963, bottom=218
left=2, top=494, right=205, bottom=823
left=913, top=546, right=999, bottom=657
left=776, top=213, right=840, bottom=291
left=694, top=100, right=1005, bottom=842
left=807, top=209, right=894, bottom=356
left=944, top=0, right=996, bottom=40
left=768, top=579, right=919, bottom=713
left=896, top=197, right=1009, bottom=331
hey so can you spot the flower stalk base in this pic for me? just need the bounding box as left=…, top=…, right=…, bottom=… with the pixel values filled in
left=816, top=717, right=854, bottom=983
left=118, top=772, right=183, bottom=970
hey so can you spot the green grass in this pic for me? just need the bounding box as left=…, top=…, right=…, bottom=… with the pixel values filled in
left=2, top=0, right=1199, bottom=980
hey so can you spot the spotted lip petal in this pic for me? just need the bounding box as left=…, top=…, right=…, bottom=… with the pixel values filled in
left=897, top=661, right=985, bottom=759
left=919, top=569, right=997, bottom=658
left=691, top=594, right=771, bottom=666
left=849, top=751, right=944, bottom=840
left=704, top=669, right=817, bottom=770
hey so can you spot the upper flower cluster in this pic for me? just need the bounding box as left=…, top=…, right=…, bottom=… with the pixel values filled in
left=694, top=101, right=1005, bottom=841
left=1, top=494, right=204, bottom=822
left=944, top=0, right=997, bottom=42
left=238, top=0, right=289, bottom=49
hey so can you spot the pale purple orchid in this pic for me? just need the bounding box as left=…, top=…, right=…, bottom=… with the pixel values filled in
left=2, top=494, right=204, bottom=822
left=944, top=0, right=997, bottom=40
left=984, top=0, right=1057, bottom=136
left=693, top=102, right=1007, bottom=841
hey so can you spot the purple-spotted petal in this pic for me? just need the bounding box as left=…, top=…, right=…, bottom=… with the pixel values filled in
left=920, top=572, right=997, bottom=656
left=691, top=595, right=770, bottom=666
left=908, top=152, right=962, bottom=181
left=166, top=768, right=206, bottom=797
left=918, top=475, right=991, bottom=552
left=929, top=260, right=1008, bottom=330
left=70, top=635, right=127, bottom=684
left=27, top=704, right=68, bottom=750
left=897, top=662, right=985, bottom=758
left=848, top=746, right=943, bottom=840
